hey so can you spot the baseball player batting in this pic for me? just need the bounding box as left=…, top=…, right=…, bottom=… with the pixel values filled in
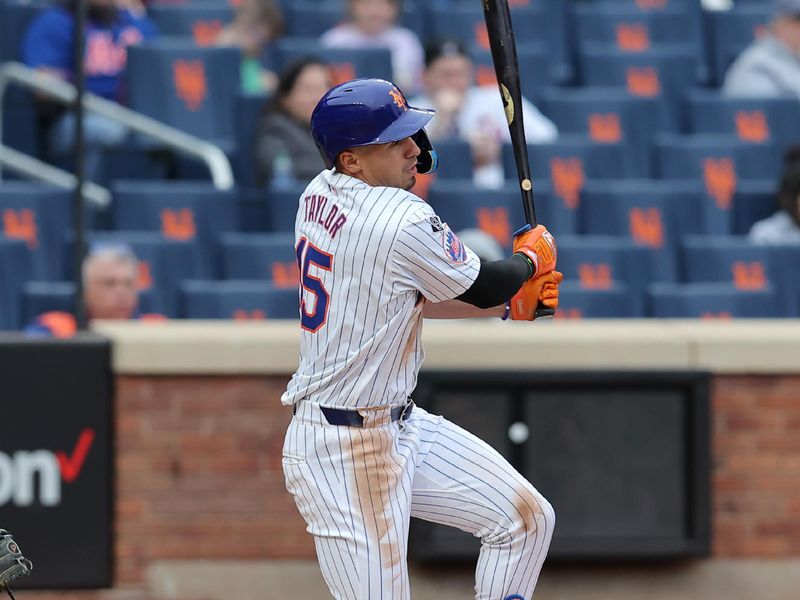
left=281, top=78, right=562, bottom=600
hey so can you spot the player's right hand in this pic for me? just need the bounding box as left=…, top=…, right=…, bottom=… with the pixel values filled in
left=509, top=270, right=564, bottom=321
left=512, top=224, right=557, bottom=278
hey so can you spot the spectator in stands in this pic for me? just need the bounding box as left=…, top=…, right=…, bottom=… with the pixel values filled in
left=722, top=0, right=800, bottom=101
left=254, top=58, right=331, bottom=187
left=749, top=145, right=800, bottom=244
left=22, top=0, right=157, bottom=182
left=320, top=0, right=424, bottom=94
left=215, top=0, right=283, bottom=94
left=410, top=39, right=558, bottom=189
left=26, top=244, right=160, bottom=338
left=456, top=229, right=505, bottom=262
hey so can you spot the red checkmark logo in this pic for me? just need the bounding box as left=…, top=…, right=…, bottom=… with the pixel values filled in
left=56, top=428, right=96, bottom=483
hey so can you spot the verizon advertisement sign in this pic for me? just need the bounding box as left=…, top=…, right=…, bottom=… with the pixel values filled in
left=0, top=337, right=112, bottom=588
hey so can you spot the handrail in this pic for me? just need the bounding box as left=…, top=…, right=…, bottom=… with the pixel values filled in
left=0, top=61, right=234, bottom=206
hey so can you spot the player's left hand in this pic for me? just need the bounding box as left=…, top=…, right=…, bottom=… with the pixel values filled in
left=509, top=270, right=563, bottom=321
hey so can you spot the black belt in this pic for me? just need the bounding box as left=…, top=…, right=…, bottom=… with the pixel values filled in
left=293, top=401, right=414, bottom=427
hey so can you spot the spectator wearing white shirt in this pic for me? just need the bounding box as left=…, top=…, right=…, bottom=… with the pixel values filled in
left=749, top=145, right=800, bottom=245
left=320, top=0, right=424, bottom=94
left=410, top=39, right=558, bottom=189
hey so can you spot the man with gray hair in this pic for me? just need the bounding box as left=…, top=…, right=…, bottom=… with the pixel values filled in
left=723, top=0, right=800, bottom=101
left=25, top=244, right=145, bottom=337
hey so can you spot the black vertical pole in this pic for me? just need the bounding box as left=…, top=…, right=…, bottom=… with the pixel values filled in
left=73, top=0, right=88, bottom=329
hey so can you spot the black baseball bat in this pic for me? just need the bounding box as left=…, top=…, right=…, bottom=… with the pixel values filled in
left=482, top=0, right=554, bottom=318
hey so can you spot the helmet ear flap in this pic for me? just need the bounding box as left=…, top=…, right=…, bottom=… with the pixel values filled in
left=411, top=130, right=438, bottom=175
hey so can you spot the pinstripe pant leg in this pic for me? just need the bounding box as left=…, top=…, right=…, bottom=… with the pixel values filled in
left=409, top=411, right=555, bottom=600
left=283, top=418, right=415, bottom=600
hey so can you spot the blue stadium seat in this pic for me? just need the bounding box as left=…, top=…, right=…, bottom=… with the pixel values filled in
left=0, top=183, right=72, bottom=280
left=766, top=244, right=800, bottom=317
left=427, top=2, right=571, bottom=84
left=85, top=232, right=204, bottom=317
left=0, top=1, right=45, bottom=62
left=501, top=136, right=632, bottom=215
left=653, top=134, right=782, bottom=234
left=556, top=281, right=640, bottom=319
left=539, top=87, right=666, bottom=177
left=682, top=235, right=798, bottom=316
left=148, top=5, right=234, bottom=45
left=427, top=180, right=573, bottom=248
left=732, top=180, right=779, bottom=236
left=271, top=39, right=392, bottom=83
left=685, top=91, right=800, bottom=153
left=574, top=3, right=701, bottom=53
left=111, top=181, right=239, bottom=278
left=180, top=280, right=298, bottom=319
left=126, top=41, right=240, bottom=147
left=265, top=182, right=306, bottom=232
left=233, top=92, right=269, bottom=187
left=220, top=232, right=298, bottom=287
left=556, top=235, right=656, bottom=315
left=0, top=237, right=33, bottom=330
left=21, top=281, right=75, bottom=327
left=432, top=139, right=473, bottom=180
left=470, top=44, right=553, bottom=102
left=706, top=5, right=770, bottom=85
left=648, top=282, right=779, bottom=318
left=581, top=180, right=705, bottom=281
left=577, top=44, right=703, bottom=129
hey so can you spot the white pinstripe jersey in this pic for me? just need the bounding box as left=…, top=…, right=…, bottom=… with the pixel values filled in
left=281, top=168, right=480, bottom=409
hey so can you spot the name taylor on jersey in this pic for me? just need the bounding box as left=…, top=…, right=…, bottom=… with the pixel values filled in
left=302, top=193, right=348, bottom=239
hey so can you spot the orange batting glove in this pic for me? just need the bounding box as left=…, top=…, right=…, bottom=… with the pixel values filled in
left=508, top=271, right=564, bottom=321
left=512, top=224, right=557, bottom=278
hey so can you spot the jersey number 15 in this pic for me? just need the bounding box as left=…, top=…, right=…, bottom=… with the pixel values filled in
left=296, top=237, right=333, bottom=332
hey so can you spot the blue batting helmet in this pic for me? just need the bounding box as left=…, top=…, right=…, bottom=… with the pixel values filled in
left=310, top=78, right=439, bottom=174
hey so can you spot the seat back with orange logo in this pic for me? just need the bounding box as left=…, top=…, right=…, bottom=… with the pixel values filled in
left=578, top=45, right=701, bottom=127
left=221, top=233, right=299, bottom=288
left=0, top=183, right=72, bottom=281
left=682, top=235, right=773, bottom=289
left=272, top=39, right=392, bottom=87
left=540, top=88, right=663, bottom=177
left=654, top=133, right=782, bottom=235
left=648, top=282, right=778, bottom=318
left=0, top=238, right=33, bottom=330
left=686, top=91, right=800, bottom=150
left=180, top=281, right=299, bottom=319
left=574, top=5, right=698, bottom=53
left=428, top=3, right=571, bottom=84
left=148, top=5, right=234, bottom=46
left=583, top=180, right=704, bottom=281
left=471, top=45, right=552, bottom=101
left=557, top=281, right=640, bottom=318
left=127, top=44, right=240, bottom=142
left=112, top=182, right=239, bottom=278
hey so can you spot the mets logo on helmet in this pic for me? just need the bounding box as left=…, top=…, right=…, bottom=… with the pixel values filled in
left=389, top=87, right=408, bottom=111
left=443, top=227, right=467, bottom=263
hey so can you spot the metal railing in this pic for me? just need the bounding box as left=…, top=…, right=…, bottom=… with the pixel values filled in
left=0, top=61, right=234, bottom=207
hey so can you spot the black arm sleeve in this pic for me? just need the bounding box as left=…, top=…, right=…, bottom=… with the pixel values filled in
left=455, top=254, right=532, bottom=309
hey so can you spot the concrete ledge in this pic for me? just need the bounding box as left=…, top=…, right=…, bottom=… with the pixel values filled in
left=91, top=319, right=800, bottom=375
left=146, top=558, right=800, bottom=600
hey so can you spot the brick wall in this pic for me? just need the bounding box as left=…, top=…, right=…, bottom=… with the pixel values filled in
left=712, top=376, right=800, bottom=557
left=28, top=372, right=796, bottom=597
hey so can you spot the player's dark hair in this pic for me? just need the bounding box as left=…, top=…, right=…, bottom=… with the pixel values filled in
left=424, top=38, right=469, bottom=68
left=778, top=144, right=800, bottom=225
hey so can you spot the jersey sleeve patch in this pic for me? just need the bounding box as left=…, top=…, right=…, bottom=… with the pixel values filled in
left=442, top=226, right=467, bottom=263
left=429, top=215, right=444, bottom=232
